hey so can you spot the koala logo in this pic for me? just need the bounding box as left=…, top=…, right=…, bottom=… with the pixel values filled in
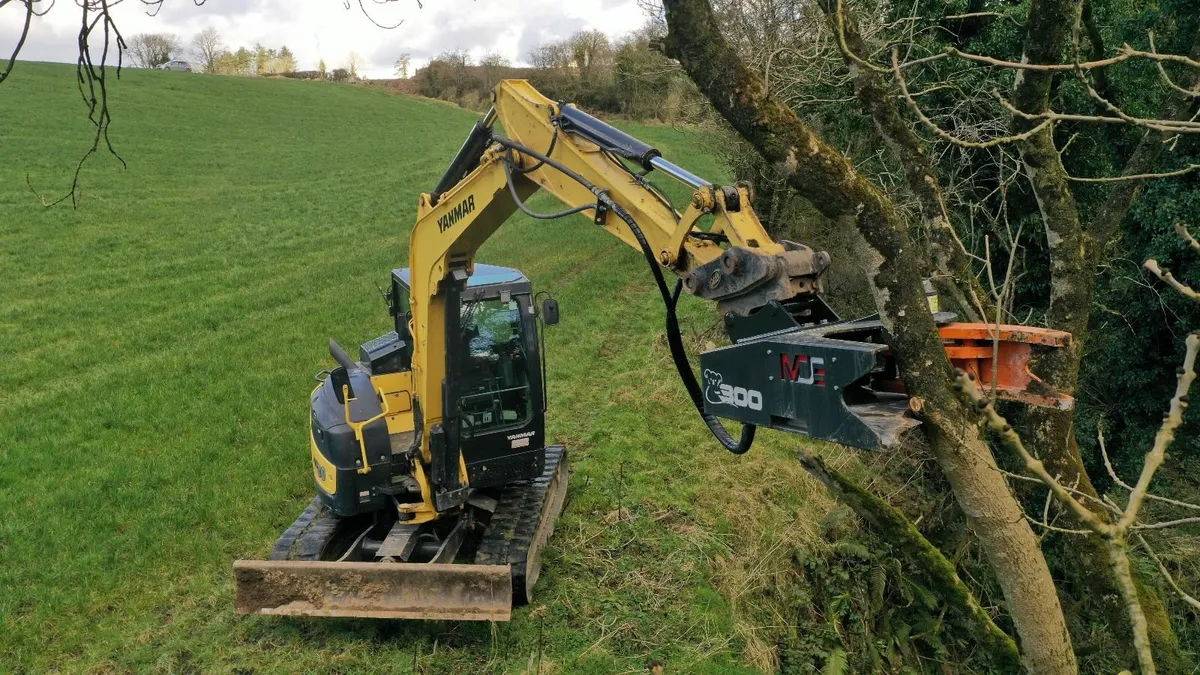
left=703, top=369, right=726, bottom=406
left=703, top=368, right=764, bottom=411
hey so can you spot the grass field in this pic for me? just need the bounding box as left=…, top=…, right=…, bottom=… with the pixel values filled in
left=0, top=62, right=850, bottom=673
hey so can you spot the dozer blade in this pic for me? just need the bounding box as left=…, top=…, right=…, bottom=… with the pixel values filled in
left=233, top=560, right=512, bottom=621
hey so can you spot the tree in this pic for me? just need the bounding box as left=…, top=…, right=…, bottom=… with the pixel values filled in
left=210, top=47, right=254, bottom=76
left=417, top=50, right=474, bottom=98
left=232, top=47, right=252, bottom=75
left=478, top=51, right=509, bottom=91
left=253, top=43, right=274, bottom=75
left=394, top=52, right=411, bottom=78
left=658, top=0, right=1200, bottom=671
left=528, top=31, right=622, bottom=111
left=126, top=33, right=179, bottom=69
left=346, top=52, right=363, bottom=80
left=567, top=30, right=613, bottom=78
left=191, top=27, right=224, bottom=74
left=319, top=58, right=328, bottom=80
left=276, top=46, right=297, bottom=74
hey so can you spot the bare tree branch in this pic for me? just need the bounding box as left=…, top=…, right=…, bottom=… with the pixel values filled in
left=1064, top=164, right=1200, bottom=183
left=1136, top=533, right=1200, bottom=612
left=899, top=42, right=1200, bottom=72
left=0, top=0, right=33, bottom=85
left=818, top=0, right=988, bottom=322
left=1144, top=260, right=1200, bottom=302
left=661, top=1, right=1078, bottom=671
left=893, top=51, right=1055, bottom=148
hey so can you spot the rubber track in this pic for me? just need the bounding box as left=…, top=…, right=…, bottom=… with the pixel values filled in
left=475, top=445, right=564, bottom=604
left=269, top=497, right=342, bottom=561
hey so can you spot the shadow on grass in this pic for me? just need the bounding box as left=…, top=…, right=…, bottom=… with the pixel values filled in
left=245, top=615, right=497, bottom=648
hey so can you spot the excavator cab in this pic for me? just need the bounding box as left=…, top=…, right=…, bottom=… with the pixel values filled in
left=307, top=265, right=549, bottom=520
left=414, top=264, right=549, bottom=489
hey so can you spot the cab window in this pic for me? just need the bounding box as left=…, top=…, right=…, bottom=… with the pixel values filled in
left=458, top=297, right=532, bottom=434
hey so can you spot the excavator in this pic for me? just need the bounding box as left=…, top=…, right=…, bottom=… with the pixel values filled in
left=233, top=80, right=1072, bottom=621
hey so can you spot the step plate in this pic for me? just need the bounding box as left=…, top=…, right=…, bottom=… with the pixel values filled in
left=233, top=560, right=512, bottom=621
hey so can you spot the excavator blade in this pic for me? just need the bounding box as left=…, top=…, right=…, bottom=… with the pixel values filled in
left=233, top=560, right=513, bottom=621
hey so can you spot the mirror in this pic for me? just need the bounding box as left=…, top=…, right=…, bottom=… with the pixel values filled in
left=541, top=298, right=560, bottom=326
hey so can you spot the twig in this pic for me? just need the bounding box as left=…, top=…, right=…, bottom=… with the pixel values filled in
left=954, top=371, right=1106, bottom=531
left=832, top=0, right=888, bottom=73
left=1144, top=260, right=1200, bottom=302
left=941, top=11, right=1021, bottom=27
left=1176, top=223, right=1200, bottom=253
left=899, top=43, right=1200, bottom=72
left=1099, top=425, right=1200, bottom=513
left=1136, top=533, right=1200, bottom=611
left=0, top=0, right=33, bottom=85
left=893, top=49, right=1053, bottom=148
left=1024, top=513, right=1093, bottom=536
left=996, top=92, right=1200, bottom=133
left=354, top=0, right=405, bottom=29
left=1065, top=164, right=1200, bottom=183
left=1150, top=32, right=1200, bottom=98
left=1085, top=83, right=1200, bottom=133
left=1000, top=469, right=1122, bottom=515
left=1133, top=516, right=1200, bottom=531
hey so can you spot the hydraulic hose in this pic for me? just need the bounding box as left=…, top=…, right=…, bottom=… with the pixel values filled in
left=502, top=156, right=595, bottom=220
left=492, top=136, right=755, bottom=455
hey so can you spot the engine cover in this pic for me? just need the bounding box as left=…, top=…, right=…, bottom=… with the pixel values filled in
left=310, top=369, right=407, bottom=517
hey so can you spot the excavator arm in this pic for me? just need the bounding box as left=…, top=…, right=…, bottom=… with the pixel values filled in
left=408, top=80, right=1072, bottom=485
left=407, top=82, right=832, bottom=497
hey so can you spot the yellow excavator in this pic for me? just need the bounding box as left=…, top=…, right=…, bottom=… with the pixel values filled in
left=233, top=80, right=1071, bottom=621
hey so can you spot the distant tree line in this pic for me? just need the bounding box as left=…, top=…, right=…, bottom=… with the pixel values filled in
left=409, top=27, right=707, bottom=123
left=123, top=28, right=362, bottom=81
left=127, top=24, right=705, bottom=121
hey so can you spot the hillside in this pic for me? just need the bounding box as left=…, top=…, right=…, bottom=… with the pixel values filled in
left=0, top=63, right=855, bottom=673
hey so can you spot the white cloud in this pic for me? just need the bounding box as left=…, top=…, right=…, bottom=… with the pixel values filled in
left=2, top=0, right=649, bottom=78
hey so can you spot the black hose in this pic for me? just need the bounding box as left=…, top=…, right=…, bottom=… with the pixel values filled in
left=494, top=137, right=602, bottom=199
left=503, top=157, right=595, bottom=220
left=493, top=136, right=755, bottom=455
left=513, top=125, right=559, bottom=174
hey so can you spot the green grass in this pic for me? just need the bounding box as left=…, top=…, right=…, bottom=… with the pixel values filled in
left=0, top=63, right=844, bottom=674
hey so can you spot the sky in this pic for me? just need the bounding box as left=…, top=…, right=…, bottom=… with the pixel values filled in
left=1, top=0, right=650, bottom=78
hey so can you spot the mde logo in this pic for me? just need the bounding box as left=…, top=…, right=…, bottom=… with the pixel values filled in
left=703, top=369, right=763, bottom=411
left=781, top=353, right=826, bottom=386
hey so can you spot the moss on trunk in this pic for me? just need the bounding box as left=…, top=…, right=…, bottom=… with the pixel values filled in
left=1010, top=4, right=1193, bottom=667
left=796, top=450, right=1022, bottom=672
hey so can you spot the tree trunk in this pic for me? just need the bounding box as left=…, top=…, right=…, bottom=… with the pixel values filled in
left=660, top=1, right=1077, bottom=671
left=1010, top=2, right=1189, bottom=666
left=816, top=0, right=988, bottom=324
